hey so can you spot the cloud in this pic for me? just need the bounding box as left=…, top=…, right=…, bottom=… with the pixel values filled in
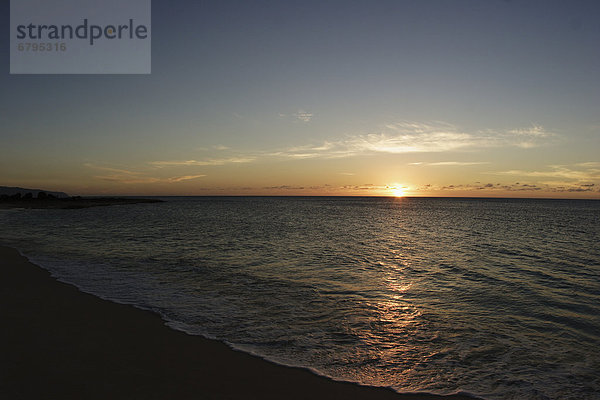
left=279, top=110, right=314, bottom=122
left=418, top=181, right=598, bottom=194
left=95, top=174, right=206, bottom=185
left=507, top=124, right=554, bottom=148
left=89, top=121, right=564, bottom=189
left=262, top=185, right=306, bottom=190
left=488, top=164, right=599, bottom=194
left=268, top=142, right=347, bottom=159
left=270, top=121, right=557, bottom=160
left=150, top=121, right=558, bottom=170
left=294, top=110, right=313, bottom=122
left=150, top=157, right=255, bottom=167
left=85, top=163, right=149, bottom=183
left=494, top=164, right=600, bottom=181
left=85, top=164, right=206, bottom=185
left=167, top=174, right=206, bottom=182
left=348, top=132, right=471, bottom=153
left=507, top=124, right=550, bottom=137
left=259, top=183, right=393, bottom=193
left=95, top=176, right=161, bottom=184
left=575, top=162, right=600, bottom=168
left=408, top=161, right=490, bottom=166
left=420, top=162, right=600, bottom=194
left=83, top=163, right=143, bottom=176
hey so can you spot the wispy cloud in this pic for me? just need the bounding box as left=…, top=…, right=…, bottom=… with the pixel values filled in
left=279, top=110, right=314, bottom=123
left=418, top=181, right=598, bottom=194
left=95, top=176, right=161, bottom=184
left=270, top=121, right=556, bottom=160
left=150, top=121, right=557, bottom=169
left=150, top=157, right=255, bottom=167
left=89, top=121, right=564, bottom=190
left=494, top=164, right=600, bottom=181
left=575, top=161, right=600, bottom=168
left=85, top=164, right=206, bottom=185
left=167, top=174, right=206, bottom=182
left=505, top=124, right=555, bottom=148
left=423, top=162, right=600, bottom=194
left=294, top=110, right=313, bottom=122
left=94, top=174, right=206, bottom=184
left=85, top=163, right=152, bottom=184
left=507, top=125, right=548, bottom=136
left=262, top=185, right=308, bottom=190
left=408, top=161, right=490, bottom=166
left=260, top=183, right=393, bottom=192
left=83, top=163, right=143, bottom=176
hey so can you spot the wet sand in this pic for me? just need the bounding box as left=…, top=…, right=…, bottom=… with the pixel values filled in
left=0, top=245, right=478, bottom=399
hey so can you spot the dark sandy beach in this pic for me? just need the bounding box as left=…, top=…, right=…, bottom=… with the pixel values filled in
left=0, top=245, right=477, bottom=400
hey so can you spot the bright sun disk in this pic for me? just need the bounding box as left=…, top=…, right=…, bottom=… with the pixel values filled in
left=389, top=184, right=406, bottom=197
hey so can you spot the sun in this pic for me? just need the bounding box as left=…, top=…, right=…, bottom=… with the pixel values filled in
left=391, top=188, right=405, bottom=197
left=388, top=184, right=406, bottom=197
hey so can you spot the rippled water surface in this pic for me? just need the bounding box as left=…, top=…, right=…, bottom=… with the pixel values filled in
left=1, top=197, right=599, bottom=399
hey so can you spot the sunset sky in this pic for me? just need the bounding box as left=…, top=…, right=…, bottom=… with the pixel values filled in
left=2, top=0, right=599, bottom=197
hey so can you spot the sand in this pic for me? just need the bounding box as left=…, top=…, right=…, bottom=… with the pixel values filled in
left=0, top=245, right=478, bottom=399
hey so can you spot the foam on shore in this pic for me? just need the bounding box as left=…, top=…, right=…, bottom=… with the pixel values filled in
left=0, top=245, right=479, bottom=400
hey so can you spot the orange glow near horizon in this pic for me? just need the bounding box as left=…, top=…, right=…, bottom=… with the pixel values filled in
left=388, top=184, right=407, bottom=198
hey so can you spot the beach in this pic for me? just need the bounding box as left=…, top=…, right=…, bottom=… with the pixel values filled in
left=0, top=245, right=476, bottom=400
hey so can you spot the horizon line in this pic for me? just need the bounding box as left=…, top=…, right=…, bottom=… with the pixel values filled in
left=77, top=194, right=600, bottom=201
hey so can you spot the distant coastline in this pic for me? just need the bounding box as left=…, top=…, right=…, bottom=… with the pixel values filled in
left=0, top=185, right=163, bottom=209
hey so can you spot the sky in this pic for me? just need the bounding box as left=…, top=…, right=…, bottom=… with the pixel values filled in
left=1, top=0, right=599, bottom=197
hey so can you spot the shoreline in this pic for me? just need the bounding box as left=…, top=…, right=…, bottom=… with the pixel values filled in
left=0, top=245, right=479, bottom=399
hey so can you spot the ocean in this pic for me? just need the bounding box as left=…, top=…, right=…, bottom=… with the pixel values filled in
left=1, top=197, right=598, bottom=399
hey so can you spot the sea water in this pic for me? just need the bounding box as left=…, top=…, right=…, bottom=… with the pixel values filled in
left=1, top=197, right=598, bottom=399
